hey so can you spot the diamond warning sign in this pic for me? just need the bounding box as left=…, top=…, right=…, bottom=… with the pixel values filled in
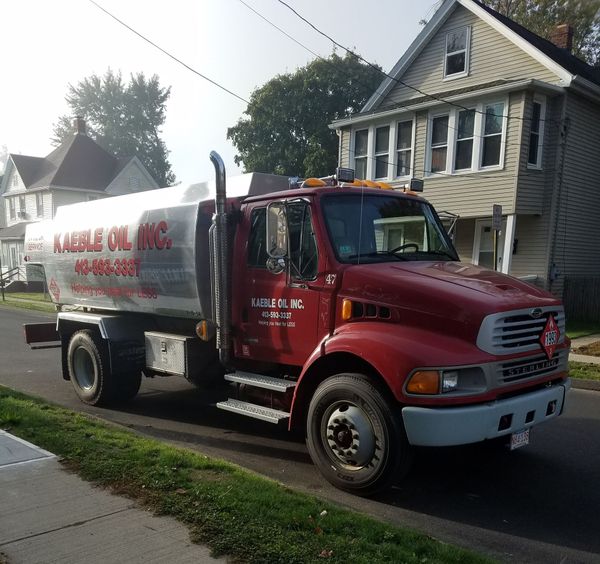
left=540, top=315, right=559, bottom=359
left=49, top=278, right=60, bottom=302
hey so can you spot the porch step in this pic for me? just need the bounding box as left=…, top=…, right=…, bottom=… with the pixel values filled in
left=224, top=371, right=297, bottom=392
left=216, top=399, right=290, bottom=424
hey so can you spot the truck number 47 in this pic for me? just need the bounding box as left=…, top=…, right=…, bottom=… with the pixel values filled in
left=325, top=274, right=337, bottom=285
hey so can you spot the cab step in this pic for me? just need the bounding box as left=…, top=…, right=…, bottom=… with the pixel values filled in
left=216, top=399, right=290, bottom=424
left=224, top=371, right=297, bottom=392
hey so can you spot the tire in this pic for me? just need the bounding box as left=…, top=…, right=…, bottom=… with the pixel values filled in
left=116, top=370, right=142, bottom=402
left=67, top=330, right=113, bottom=406
left=306, top=373, right=412, bottom=496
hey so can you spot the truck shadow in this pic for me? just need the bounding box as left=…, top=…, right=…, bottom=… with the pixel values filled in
left=378, top=416, right=600, bottom=556
left=107, top=381, right=600, bottom=557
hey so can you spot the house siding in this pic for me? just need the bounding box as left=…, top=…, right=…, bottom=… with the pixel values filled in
left=515, top=93, right=562, bottom=215
left=52, top=190, right=106, bottom=217
left=380, top=5, right=560, bottom=110
left=509, top=215, right=549, bottom=284
left=454, top=218, right=476, bottom=262
left=549, top=92, right=600, bottom=297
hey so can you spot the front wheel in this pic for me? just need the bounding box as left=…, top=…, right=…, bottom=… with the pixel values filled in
left=306, top=373, right=412, bottom=496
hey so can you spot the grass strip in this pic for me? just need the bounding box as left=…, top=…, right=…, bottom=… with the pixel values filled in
left=0, top=386, right=490, bottom=564
left=0, top=295, right=56, bottom=313
left=569, top=362, right=600, bottom=381
left=566, top=321, right=600, bottom=340
left=4, top=292, right=52, bottom=302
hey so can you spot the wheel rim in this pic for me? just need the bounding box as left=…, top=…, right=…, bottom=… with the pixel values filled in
left=323, top=402, right=378, bottom=469
left=73, top=347, right=96, bottom=390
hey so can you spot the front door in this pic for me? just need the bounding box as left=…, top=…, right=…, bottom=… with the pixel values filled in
left=232, top=200, right=322, bottom=366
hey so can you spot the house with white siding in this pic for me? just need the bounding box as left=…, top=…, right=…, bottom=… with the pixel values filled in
left=330, top=0, right=600, bottom=301
left=0, top=118, right=159, bottom=278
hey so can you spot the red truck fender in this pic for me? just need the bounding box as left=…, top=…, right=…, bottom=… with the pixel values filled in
left=288, top=321, right=491, bottom=430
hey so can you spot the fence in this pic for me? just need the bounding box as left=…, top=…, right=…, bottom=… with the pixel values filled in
left=563, top=277, right=600, bottom=322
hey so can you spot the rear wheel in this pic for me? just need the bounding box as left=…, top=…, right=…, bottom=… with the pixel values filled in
left=68, top=330, right=113, bottom=406
left=306, top=373, right=412, bottom=496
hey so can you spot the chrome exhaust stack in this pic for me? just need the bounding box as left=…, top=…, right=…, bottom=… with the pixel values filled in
left=209, top=151, right=231, bottom=368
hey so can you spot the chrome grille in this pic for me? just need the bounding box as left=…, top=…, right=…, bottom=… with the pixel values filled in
left=496, top=348, right=568, bottom=385
left=477, top=306, right=566, bottom=355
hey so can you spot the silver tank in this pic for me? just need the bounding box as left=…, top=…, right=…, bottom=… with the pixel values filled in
left=25, top=173, right=289, bottom=319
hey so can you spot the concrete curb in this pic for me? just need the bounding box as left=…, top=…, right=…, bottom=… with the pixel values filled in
left=570, top=378, right=600, bottom=392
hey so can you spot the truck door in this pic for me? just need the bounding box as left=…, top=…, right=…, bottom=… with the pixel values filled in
left=233, top=200, right=322, bottom=366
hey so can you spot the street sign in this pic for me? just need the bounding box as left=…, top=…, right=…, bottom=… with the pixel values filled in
left=492, top=204, right=502, bottom=231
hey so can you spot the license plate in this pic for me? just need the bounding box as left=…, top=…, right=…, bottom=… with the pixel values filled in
left=510, top=429, right=530, bottom=450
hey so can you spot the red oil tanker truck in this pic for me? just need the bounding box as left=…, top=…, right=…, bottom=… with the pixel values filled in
left=23, top=151, right=570, bottom=495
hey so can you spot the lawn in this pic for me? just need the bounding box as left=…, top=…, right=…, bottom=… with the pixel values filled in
left=0, top=292, right=55, bottom=313
left=568, top=362, right=600, bottom=381
left=0, top=386, right=490, bottom=564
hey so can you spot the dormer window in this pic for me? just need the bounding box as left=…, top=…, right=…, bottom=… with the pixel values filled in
left=444, top=26, right=470, bottom=79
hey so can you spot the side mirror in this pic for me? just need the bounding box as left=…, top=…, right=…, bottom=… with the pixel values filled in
left=266, top=201, right=288, bottom=258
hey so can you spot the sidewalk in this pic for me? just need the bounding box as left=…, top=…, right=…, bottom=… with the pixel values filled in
left=0, top=431, right=224, bottom=564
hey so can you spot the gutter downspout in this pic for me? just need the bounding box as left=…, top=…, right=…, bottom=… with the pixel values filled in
left=209, top=151, right=231, bottom=368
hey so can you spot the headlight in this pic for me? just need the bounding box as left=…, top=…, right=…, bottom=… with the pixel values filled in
left=406, top=367, right=486, bottom=396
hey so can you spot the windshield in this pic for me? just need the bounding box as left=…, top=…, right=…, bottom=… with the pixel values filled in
left=321, top=193, right=458, bottom=264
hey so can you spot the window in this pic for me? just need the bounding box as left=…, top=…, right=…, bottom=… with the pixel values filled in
left=396, top=120, right=412, bottom=177
left=354, top=129, right=368, bottom=179
left=248, top=208, right=268, bottom=268
left=247, top=205, right=317, bottom=280
left=374, top=126, right=390, bottom=179
left=527, top=97, right=545, bottom=168
left=455, top=109, right=475, bottom=170
left=482, top=102, right=504, bottom=167
left=36, top=193, right=43, bottom=217
left=322, top=194, right=456, bottom=264
left=12, top=174, right=18, bottom=188
left=426, top=100, right=507, bottom=175
left=19, top=195, right=25, bottom=216
left=287, top=202, right=318, bottom=280
left=430, top=115, right=449, bottom=173
left=8, top=198, right=15, bottom=220
left=444, top=26, right=470, bottom=78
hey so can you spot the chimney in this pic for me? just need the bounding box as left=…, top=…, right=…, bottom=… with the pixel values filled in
left=73, top=116, right=87, bottom=135
left=549, top=24, right=574, bottom=52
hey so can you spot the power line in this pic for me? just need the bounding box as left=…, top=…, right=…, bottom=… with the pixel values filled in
left=88, top=0, right=250, bottom=106
left=275, top=0, right=561, bottom=126
left=236, top=0, right=541, bottom=145
left=87, top=0, right=558, bottom=184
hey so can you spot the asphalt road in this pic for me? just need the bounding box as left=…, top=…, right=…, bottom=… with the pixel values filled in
left=1, top=307, right=599, bottom=563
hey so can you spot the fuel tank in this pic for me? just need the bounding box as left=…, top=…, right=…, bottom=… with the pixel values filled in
left=25, top=173, right=289, bottom=319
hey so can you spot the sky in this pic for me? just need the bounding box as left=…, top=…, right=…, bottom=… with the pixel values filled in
left=0, top=0, right=436, bottom=186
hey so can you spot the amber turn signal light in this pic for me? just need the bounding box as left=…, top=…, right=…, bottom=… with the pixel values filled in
left=406, top=370, right=440, bottom=394
left=341, top=299, right=353, bottom=321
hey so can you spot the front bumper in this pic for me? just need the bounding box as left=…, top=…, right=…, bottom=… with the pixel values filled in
left=402, top=379, right=570, bottom=447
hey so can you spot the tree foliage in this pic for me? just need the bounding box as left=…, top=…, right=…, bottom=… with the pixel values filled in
left=479, top=0, right=600, bottom=65
left=52, top=70, right=175, bottom=186
left=227, top=53, right=383, bottom=178
left=0, top=145, right=7, bottom=174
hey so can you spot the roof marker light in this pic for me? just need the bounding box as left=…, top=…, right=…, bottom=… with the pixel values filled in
left=302, top=178, right=327, bottom=187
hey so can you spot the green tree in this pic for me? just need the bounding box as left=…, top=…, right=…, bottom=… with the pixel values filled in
left=479, top=0, right=600, bottom=65
left=52, top=70, right=175, bottom=186
left=0, top=145, right=8, bottom=174
left=227, top=53, right=382, bottom=178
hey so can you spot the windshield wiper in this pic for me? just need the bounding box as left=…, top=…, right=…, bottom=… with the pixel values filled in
left=347, top=251, right=408, bottom=261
